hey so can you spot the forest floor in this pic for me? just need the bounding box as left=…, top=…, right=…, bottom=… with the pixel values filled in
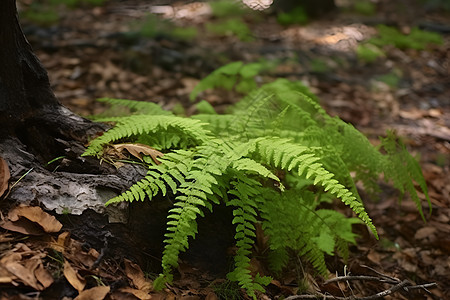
left=1, top=0, right=449, bottom=299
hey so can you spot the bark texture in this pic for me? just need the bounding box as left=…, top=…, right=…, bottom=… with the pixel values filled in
left=0, top=0, right=134, bottom=211
left=0, top=0, right=234, bottom=278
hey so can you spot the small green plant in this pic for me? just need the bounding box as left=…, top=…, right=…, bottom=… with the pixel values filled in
left=353, top=0, right=377, bottom=16
left=133, top=14, right=197, bottom=41
left=211, top=280, right=242, bottom=300
left=206, top=18, right=254, bottom=41
left=189, top=61, right=274, bottom=99
left=170, top=27, right=198, bottom=41
left=356, top=44, right=385, bottom=63
left=375, top=71, right=402, bottom=89
left=21, top=0, right=107, bottom=26
left=210, top=0, right=248, bottom=18
left=21, top=3, right=59, bottom=26
left=277, top=6, right=309, bottom=26
left=309, top=58, right=330, bottom=73
left=83, top=63, right=430, bottom=298
left=368, top=25, right=443, bottom=50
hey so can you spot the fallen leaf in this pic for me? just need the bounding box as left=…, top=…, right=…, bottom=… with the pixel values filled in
left=124, top=259, right=152, bottom=292
left=0, top=157, right=10, bottom=197
left=74, top=248, right=100, bottom=269
left=75, top=286, right=110, bottom=300
left=367, top=249, right=382, bottom=264
left=414, top=226, right=437, bottom=240
left=0, top=276, right=13, bottom=284
left=50, top=231, right=72, bottom=253
left=4, top=261, right=41, bottom=290
left=113, top=143, right=164, bottom=164
left=64, top=260, right=86, bottom=292
left=0, top=218, right=46, bottom=235
left=34, top=263, right=54, bottom=289
left=0, top=232, right=14, bottom=243
left=8, top=205, right=62, bottom=233
left=119, top=287, right=152, bottom=299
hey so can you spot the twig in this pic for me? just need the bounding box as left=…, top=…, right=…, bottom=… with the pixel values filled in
left=324, top=275, right=400, bottom=285
left=404, top=282, right=438, bottom=295
left=360, top=265, right=398, bottom=282
left=285, top=278, right=437, bottom=300
left=2, top=167, right=34, bottom=200
left=286, top=280, right=409, bottom=300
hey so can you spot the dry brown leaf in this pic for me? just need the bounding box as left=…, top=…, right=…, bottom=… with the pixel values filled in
left=74, top=286, right=110, bottom=300
left=149, top=293, right=169, bottom=300
left=76, top=248, right=100, bottom=268
left=0, top=157, right=10, bottom=197
left=0, top=232, right=14, bottom=243
left=367, top=249, right=382, bottom=264
left=35, top=263, right=54, bottom=289
left=51, top=232, right=100, bottom=269
left=0, top=276, right=14, bottom=284
left=120, top=287, right=152, bottom=300
left=4, top=261, right=41, bottom=290
left=8, top=205, right=62, bottom=233
left=50, top=231, right=72, bottom=253
left=0, top=218, right=45, bottom=236
left=414, top=226, right=437, bottom=240
left=124, top=258, right=152, bottom=292
left=64, top=260, right=86, bottom=292
left=113, top=143, right=164, bottom=164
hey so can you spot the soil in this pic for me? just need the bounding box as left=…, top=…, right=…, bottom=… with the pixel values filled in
left=1, top=0, right=449, bottom=299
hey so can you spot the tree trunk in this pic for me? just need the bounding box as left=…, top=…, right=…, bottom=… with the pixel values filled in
left=0, top=0, right=152, bottom=227
left=0, top=0, right=233, bottom=278
left=0, top=0, right=167, bottom=268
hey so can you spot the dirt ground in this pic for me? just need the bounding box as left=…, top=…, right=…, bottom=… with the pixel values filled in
left=1, top=0, right=449, bottom=299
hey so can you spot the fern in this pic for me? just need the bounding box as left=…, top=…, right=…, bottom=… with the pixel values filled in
left=90, top=98, right=172, bottom=121
left=83, top=62, right=430, bottom=298
left=82, top=115, right=212, bottom=156
left=227, top=173, right=270, bottom=298
left=189, top=60, right=273, bottom=100
left=380, top=131, right=431, bottom=219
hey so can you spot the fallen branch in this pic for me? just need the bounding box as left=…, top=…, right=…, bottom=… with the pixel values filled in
left=285, top=274, right=437, bottom=300
left=324, top=275, right=400, bottom=285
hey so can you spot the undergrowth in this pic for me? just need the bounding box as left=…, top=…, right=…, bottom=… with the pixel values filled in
left=368, top=25, right=443, bottom=50
left=83, top=62, right=430, bottom=299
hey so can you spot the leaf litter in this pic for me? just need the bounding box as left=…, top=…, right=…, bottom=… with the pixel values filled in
left=0, top=157, right=10, bottom=198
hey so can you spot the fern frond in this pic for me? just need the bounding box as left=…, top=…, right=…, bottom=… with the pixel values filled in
left=232, top=158, right=281, bottom=185
left=105, top=153, right=190, bottom=205
left=82, top=115, right=212, bottom=157
left=267, top=247, right=289, bottom=274
left=160, top=149, right=229, bottom=282
left=380, top=131, right=431, bottom=219
left=253, top=137, right=378, bottom=238
left=190, top=61, right=244, bottom=100
left=99, top=97, right=170, bottom=112
left=259, top=189, right=328, bottom=275
left=90, top=98, right=172, bottom=121
left=227, top=173, right=271, bottom=299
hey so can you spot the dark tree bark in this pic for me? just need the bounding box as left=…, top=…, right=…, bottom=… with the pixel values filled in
left=0, top=0, right=146, bottom=228
left=0, top=0, right=233, bottom=277
left=0, top=0, right=166, bottom=268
